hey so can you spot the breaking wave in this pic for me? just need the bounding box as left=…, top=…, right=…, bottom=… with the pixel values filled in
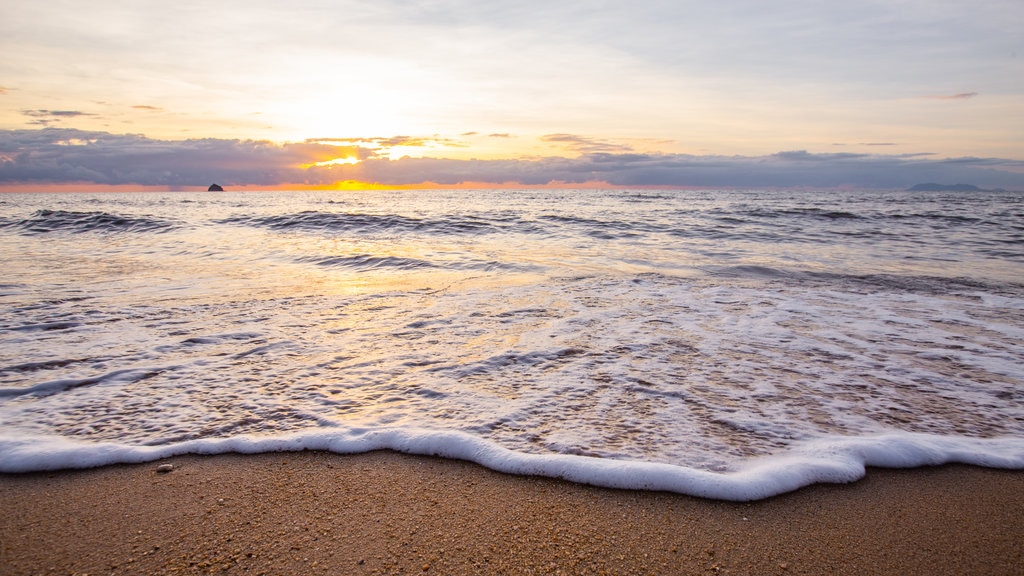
left=0, top=209, right=179, bottom=234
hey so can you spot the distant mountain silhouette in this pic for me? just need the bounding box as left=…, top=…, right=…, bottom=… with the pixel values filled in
left=208, top=183, right=224, bottom=191
left=905, top=182, right=1007, bottom=192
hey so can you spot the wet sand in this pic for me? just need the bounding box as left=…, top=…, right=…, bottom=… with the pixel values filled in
left=2, top=451, right=1022, bottom=575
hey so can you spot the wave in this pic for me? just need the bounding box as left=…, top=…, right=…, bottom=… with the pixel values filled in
left=754, top=208, right=866, bottom=220
left=716, top=206, right=1000, bottom=229
left=809, top=272, right=1020, bottom=295
left=0, top=210, right=179, bottom=235
left=889, top=212, right=984, bottom=225
left=297, top=254, right=528, bottom=273
left=299, top=254, right=440, bottom=271
left=1, top=428, right=1021, bottom=501
left=537, top=214, right=655, bottom=239
left=220, top=211, right=517, bottom=236
left=708, top=265, right=1022, bottom=294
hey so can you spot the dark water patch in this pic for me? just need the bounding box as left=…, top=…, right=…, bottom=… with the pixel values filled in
left=713, top=216, right=749, bottom=225
left=181, top=332, right=263, bottom=345
left=440, top=214, right=508, bottom=234
left=831, top=273, right=1020, bottom=296
left=404, top=319, right=453, bottom=332
left=668, top=224, right=798, bottom=244
left=0, top=357, right=93, bottom=374
left=827, top=227, right=902, bottom=239
left=687, top=206, right=1003, bottom=246
left=7, top=321, right=83, bottom=332
left=435, top=347, right=588, bottom=378
left=13, top=295, right=91, bottom=308
left=890, top=213, right=983, bottom=225
left=469, top=260, right=538, bottom=272
left=982, top=247, right=1024, bottom=261
left=725, top=206, right=997, bottom=230
left=617, top=192, right=677, bottom=203
left=0, top=368, right=165, bottom=398
left=0, top=210, right=179, bottom=235
left=732, top=207, right=866, bottom=221
left=232, top=341, right=293, bottom=360
left=787, top=208, right=865, bottom=220
left=0, top=284, right=26, bottom=297
left=495, top=307, right=560, bottom=319
left=821, top=271, right=1023, bottom=296
left=710, top=265, right=796, bottom=281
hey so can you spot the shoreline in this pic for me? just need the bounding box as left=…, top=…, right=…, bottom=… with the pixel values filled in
left=2, top=451, right=1023, bottom=575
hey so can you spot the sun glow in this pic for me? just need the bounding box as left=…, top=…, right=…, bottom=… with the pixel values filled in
left=302, top=156, right=361, bottom=169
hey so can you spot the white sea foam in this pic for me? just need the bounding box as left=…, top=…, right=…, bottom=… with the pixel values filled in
left=2, top=428, right=1022, bottom=501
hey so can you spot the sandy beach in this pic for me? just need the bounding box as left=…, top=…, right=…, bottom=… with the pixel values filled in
left=2, top=451, right=1022, bottom=575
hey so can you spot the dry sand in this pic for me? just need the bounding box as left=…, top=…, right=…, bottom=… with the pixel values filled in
left=2, top=451, right=1022, bottom=575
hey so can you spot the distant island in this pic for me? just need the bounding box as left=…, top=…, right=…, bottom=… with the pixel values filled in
left=907, top=183, right=1005, bottom=192
left=208, top=183, right=224, bottom=191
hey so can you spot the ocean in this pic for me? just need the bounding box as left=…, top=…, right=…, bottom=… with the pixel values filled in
left=1, top=188, right=1022, bottom=500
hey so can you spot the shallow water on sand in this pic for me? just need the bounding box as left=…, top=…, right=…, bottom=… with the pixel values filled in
left=1, top=188, right=1022, bottom=498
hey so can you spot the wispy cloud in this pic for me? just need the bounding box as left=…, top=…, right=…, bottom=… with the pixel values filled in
left=21, top=109, right=99, bottom=126
left=541, top=134, right=634, bottom=154
left=131, top=105, right=163, bottom=111
left=926, top=92, right=979, bottom=100
left=0, top=86, right=10, bottom=95
left=3, top=129, right=1023, bottom=190
left=22, top=110, right=95, bottom=118
left=372, top=136, right=434, bottom=147
left=308, top=135, right=463, bottom=149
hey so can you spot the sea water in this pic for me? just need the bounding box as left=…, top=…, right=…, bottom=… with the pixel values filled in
left=1, top=188, right=1022, bottom=500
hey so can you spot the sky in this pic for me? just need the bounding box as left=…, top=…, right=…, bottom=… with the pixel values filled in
left=1, top=0, right=1023, bottom=190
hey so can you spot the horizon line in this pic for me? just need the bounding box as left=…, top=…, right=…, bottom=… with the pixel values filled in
left=0, top=181, right=972, bottom=194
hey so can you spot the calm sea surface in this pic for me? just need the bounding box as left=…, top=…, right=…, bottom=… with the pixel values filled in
left=1, top=188, right=1022, bottom=499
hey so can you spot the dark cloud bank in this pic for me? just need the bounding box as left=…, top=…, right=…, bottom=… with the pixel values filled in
left=2, top=128, right=1023, bottom=190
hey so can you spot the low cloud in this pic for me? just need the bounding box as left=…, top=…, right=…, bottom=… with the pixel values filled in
left=2, top=129, right=1023, bottom=190
left=0, top=129, right=371, bottom=186
left=313, top=151, right=1024, bottom=189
